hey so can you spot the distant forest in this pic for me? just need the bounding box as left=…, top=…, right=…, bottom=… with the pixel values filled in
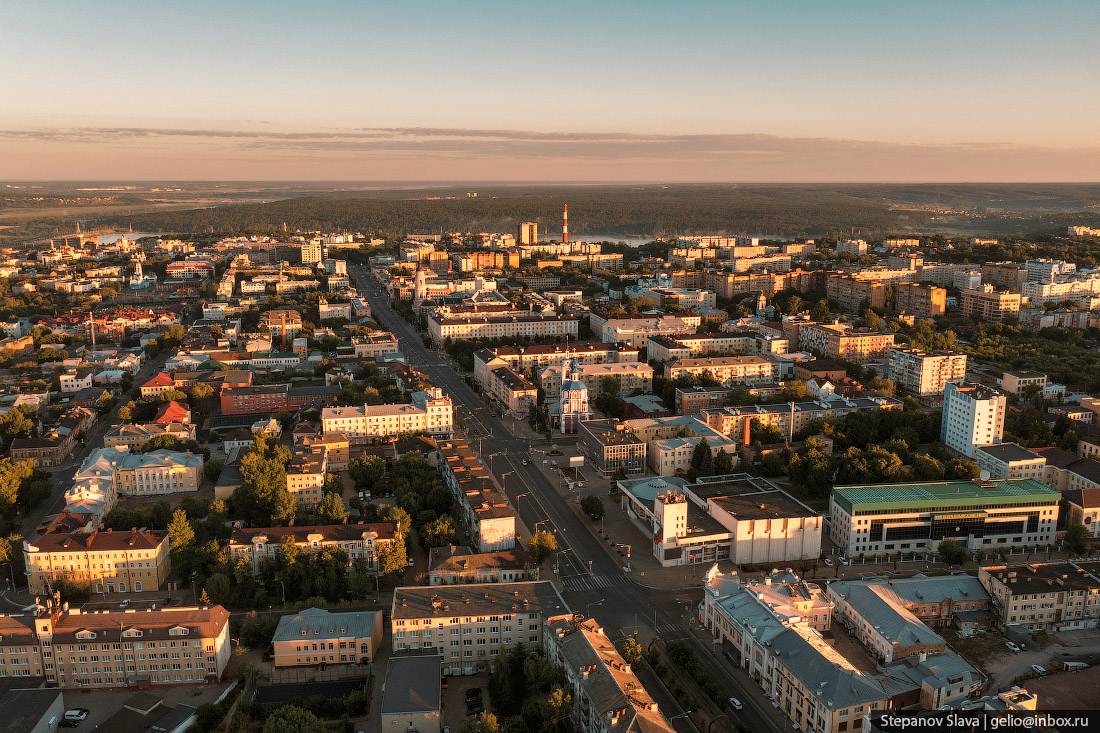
left=6, top=183, right=1100, bottom=242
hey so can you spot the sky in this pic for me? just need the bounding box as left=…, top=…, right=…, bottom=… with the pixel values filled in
left=2, top=1, right=1099, bottom=181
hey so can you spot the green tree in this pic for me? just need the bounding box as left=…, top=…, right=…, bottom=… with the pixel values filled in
left=527, top=530, right=557, bottom=565
left=377, top=534, right=408, bottom=576
left=714, top=448, right=735, bottom=475
left=203, top=458, right=224, bottom=483
left=316, top=491, right=349, bottom=524
left=460, top=712, right=501, bottom=733
left=420, top=515, right=457, bottom=548
left=263, top=705, right=326, bottom=733
left=203, top=573, right=233, bottom=606
left=159, top=388, right=189, bottom=403
left=0, top=458, right=34, bottom=511
left=580, top=495, right=605, bottom=519
left=937, top=539, right=967, bottom=566
left=620, top=637, right=643, bottom=666
left=167, top=509, right=195, bottom=552
left=1066, top=523, right=1090, bottom=555
left=349, top=454, right=386, bottom=489
left=0, top=407, right=35, bottom=443
left=688, top=437, right=713, bottom=480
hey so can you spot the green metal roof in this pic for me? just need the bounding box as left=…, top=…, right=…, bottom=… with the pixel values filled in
left=831, top=478, right=1060, bottom=513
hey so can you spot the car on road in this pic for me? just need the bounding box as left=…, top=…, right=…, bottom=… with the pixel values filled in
left=728, top=697, right=743, bottom=710
left=823, top=558, right=833, bottom=567
left=1031, top=664, right=1047, bottom=675
left=64, top=710, right=89, bottom=723
left=521, top=458, right=529, bottom=465
left=1006, top=641, right=1021, bottom=652
left=407, top=556, right=414, bottom=565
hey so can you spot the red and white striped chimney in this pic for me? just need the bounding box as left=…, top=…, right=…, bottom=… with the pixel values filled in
left=563, top=203, right=569, bottom=243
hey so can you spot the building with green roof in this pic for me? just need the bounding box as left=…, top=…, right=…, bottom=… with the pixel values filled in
left=829, top=478, right=1060, bottom=559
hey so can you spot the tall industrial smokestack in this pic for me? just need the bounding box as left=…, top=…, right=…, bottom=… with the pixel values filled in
left=563, top=204, right=569, bottom=243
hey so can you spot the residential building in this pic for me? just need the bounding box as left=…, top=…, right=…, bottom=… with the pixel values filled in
left=831, top=574, right=990, bottom=630
left=974, top=443, right=1046, bottom=481
left=59, top=371, right=93, bottom=393
left=473, top=342, right=637, bottom=389
left=0, top=597, right=231, bottom=688
left=980, top=262, right=1027, bottom=293
left=272, top=608, right=383, bottom=668
left=829, top=478, right=1061, bottom=558
left=618, top=474, right=821, bottom=566
left=663, top=355, right=774, bottom=386
left=675, top=385, right=730, bottom=415
left=321, top=388, right=454, bottom=445
left=978, top=561, right=1100, bottom=632
left=428, top=545, right=536, bottom=585
left=621, top=394, right=669, bottom=420
left=352, top=332, right=400, bottom=358
left=436, top=439, right=516, bottom=552
left=389, top=581, right=570, bottom=675
left=544, top=618, right=676, bottom=733
left=826, top=275, right=885, bottom=313
left=941, top=382, right=1006, bottom=458
left=960, top=286, right=1021, bottom=322
left=1064, top=489, right=1100, bottom=537
left=317, top=298, right=351, bottom=321
left=518, top=222, right=538, bottom=245
left=300, top=432, right=350, bottom=471
left=301, top=240, right=323, bottom=264
left=259, top=308, right=303, bottom=342
left=1000, top=370, right=1047, bottom=396
left=540, top=361, right=654, bottom=400
left=153, top=400, right=190, bottom=425
left=894, top=282, right=947, bottom=319
left=218, top=383, right=338, bottom=415
left=699, top=566, right=890, bottom=733
left=701, top=396, right=903, bottom=446
left=647, top=332, right=788, bottom=363
left=286, top=445, right=327, bottom=506
left=228, top=523, right=398, bottom=574
left=10, top=406, right=96, bottom=468
left=428, top=309, right=579, bottom=346
left=23, top=528, right=170, bottom=595
left=578, top=419, right=647, bottom=478
left=165, top=258, right=216, bottom=279
left=381, top=655, right=442, bottom=733
left=886, top=348, right=967, bottom=397
left=115, top=449, right=203, bottom=495
left=485, top=366, right=538, bottom=417
left=1, top=689, right=65, bottom=733
left=140, top=372, right=177, bottom=398
left=798, top=323, right=896, bottom=363
left=104, top=422, right=195, bottom=451
left=594, top=314, right=701, bottom=348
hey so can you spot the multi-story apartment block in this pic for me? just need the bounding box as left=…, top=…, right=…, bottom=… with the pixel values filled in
left=473, top=342, right=637, bottom=388
left=390, top=581, right=570, bottom=676
left=518, top=222, right=538, bottom=245
left=545, top=618, right=676, bottom=733
left=286, top=445, right=327, bottom=506
left=1000, top=370, right=1047, bottom=396
left=829, top=478, right=1060, bottom=558
left=700, top=566, right=889, bottom=733
left=428, top=546, right=536, bottom=586
left=165, top=258, right=216, bottom=279
left=301, top=240, right=323, bottom=264
left=103, top=422, right=196, bottom=451
left=675, top=385, right=731, bottom=415
left=663, top=355, right=774, bottom=385
left=428, top=310, right=579, bottom=346
left=980, top=262, right=1028, bottom=293
left=646, top=331, right=788, bottom=363
left=352, top=332, right=400, bottom=358
left=798, top=323, right=896, bottom=363
left=886, top=348, right=967, bottom=397
left=218, top=384, right=338, bottom=415
left=960, top=285, right=1021, bottom=322
left=300, top=432, right=351, bottom=471
left=836, top=239, right=869, bottom=256
left=485, top=366, right=538, bottom=417
left=272, top=608, right=383, bottom=668
left=0, top=597, right=231, bottom=688
left=115, top=449, right=203, bottom=495
left=826, top=275, right=885, bottom=313
left=1065, top=489, right=1100, bottom=537
left=1025, top=258, right=1075, bottom=283
left=259, top=308, right=303, bottom=341
left=979, top=561, right=1100, bottom=632
left=701, top=396, right=903, bottom=446
left=578, top=419, right=647, bottom=478
left=23, top=528, right=170, bottom=595
left=941, top=381, right=1006, bottom=458
left=894, top=282, right=947, bottom=319
left=228, top=523, right=398, bottom=574
left=593, top=314, right=701, bottom=348
left=436, top=439, right=516, bottom=552
left=974, top=443, right=1047, bottom=481
left=539, top=361, right=654, bottom=400
left=321, top=388, right=454, bottom=445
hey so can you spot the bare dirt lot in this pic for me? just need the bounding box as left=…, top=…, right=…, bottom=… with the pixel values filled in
left=1023, top=665, right=1100, bottom=709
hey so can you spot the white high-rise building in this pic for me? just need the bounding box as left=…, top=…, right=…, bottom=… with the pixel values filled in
left=886, top=348, right=967, bottom=397
left=941, top=382, right=1007, bottom=458
left=301, top=240, right=323, bottom=265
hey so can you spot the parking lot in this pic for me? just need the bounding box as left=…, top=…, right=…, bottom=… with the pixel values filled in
left=442, top=673, right=491, bottom=731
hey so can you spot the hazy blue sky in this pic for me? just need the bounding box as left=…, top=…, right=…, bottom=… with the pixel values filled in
left=3, top=1, right=1099, bottom=180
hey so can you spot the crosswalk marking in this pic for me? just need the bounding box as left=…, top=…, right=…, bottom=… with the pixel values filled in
left=561, top=574, right=634, bottom=591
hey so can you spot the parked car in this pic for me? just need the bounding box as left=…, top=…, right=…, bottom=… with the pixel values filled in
left=1006, top=641, right=1021, bottom=653
left=728, top=697, right=743, bottom=710
left=1031, top=664, right=1047, bottom=675
left=64, top=710, right=89, bottom=723
left=465, top=688, right=483, bottom=703
left=521, top=459, right=530, bottom=465
left=823, top=558, right=834, bottom=567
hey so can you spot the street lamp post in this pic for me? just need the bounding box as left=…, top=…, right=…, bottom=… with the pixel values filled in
left=276, top=579, right=286, bottom=607
left=501, top=471, right=514, bottom=492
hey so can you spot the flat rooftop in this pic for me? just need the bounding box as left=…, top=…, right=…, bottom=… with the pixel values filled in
left=974, top=442, right=1043, bottom=464
left=832, top=478, right=1060, bottom=513
left=689, top=474, right=819, bottom=519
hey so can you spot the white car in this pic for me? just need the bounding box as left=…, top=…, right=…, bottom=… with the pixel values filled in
left=1031, top=664, right=1047, bottom=675
left=823, top=558, right=834, bottom=567
left=728, top=697, right=743, bottom=710
left=64, top=710, right=89, bottom=722
left=1006, top=641, right=1021, bottom=653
